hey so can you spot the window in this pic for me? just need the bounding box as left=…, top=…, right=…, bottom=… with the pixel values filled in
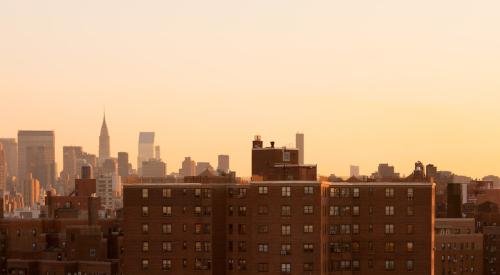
left=352, top=242, right=360, bottom=252
left=407, top=260, right=414, bottom=271
left=142, top=223, right=149, bottom=234
left=143, top=241, right=149, bottom=252
left=258, top=243, right=269, bottom=253
left=281, top=225, right=291, bottom=236
left=238, top=224, right=247, bottom=234
left=340, top=188, right=350, bottom=197
left=281, top=244, right=291, bottom=255
left=258, top=225, right=269, bottom=233
left=340, top=224, right=350, bottom=234
left=258, top=186, right=268, bottom=194
left=368, top=224, right=373, bottom=233
left=142, top=259, right=149, bottom=270
left=142, top=206, right=149, bottom=217
left=385, top=242, right=395, bottom=252
left=238, top=259, right=247, bottom=270
left=258, top=263, right=269, bottom=272
left=163, top=242, right=172, bottom=252
left=281, top=186, right=291, bottom=197
left=281, top=263, right=291, bottom=273
left=385, top=206, right=395, bottom=216
left=407, top=206, right=414, bottom=216
left=162, top=188, right=171, bottom=198
left=303, top=263, right=313, bottom=271
left=385, top=224, right=394, bottom=234
left=353, top=224, right=359, bottom=234
left=341, top=206, right=351, bottom=216
left=163, top=206, right=172, bottom=216
left=385, top=260, right=395, bottom=270
left=238, top=241, right=247, bottom=252
left=407, top=224, right=414, bottom=234
left=162, top=259, right=171, bottom=271
left=258, top=205, right=269, bottom=215
left=330, top=187, right=340, bottom=197
left=283, top=151, right=291, bottom=162
left=194, top=206, right=202, bottom=216
left=353, top=188, right=360, bottom=198
left=162, top=224, right=172, bottom=234
left=304, top=186, right=314, bottom=194
left=195, top=242, right=202, bottom=252
left=303, top=243, right=314, bottom=253
left=89, top=248, right=96, bottom=257
left=281, top=205, right=291, bottom=216
left=353, top=260, right=360, bottom=271
left=194, top=188, right=202, bottom=197
left=142, top=188, right=149, bottom=199
left=303, top=225, right=313, bottom=233
left=329, top=206, right=339, bottom=216
left=239, top=188, right=247, bottom=198
left=303, top=205, right=313, bottom=214
left=228, top=205, right=234, bottom=216
left=407, top=242, right=414, bottom=252
left=385, top=188, right=395, bottom=198
left=239, top=206, right=247, bottom=216
left=407, top=188, right=414, bottom=200
left=353, top=206, right=360, bottom=216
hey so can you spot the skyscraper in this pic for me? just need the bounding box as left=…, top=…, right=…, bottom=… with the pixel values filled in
left=180, top=157, right=196, bottom=177
left=296, top=132, right=304, bottom=165
left=137, top=132, right=155, bottom=175
left=18, top=130, right=56, bottom=189
left=62, top=146, right=83, bottom=179
left=154, top=146, right=161, bottom=160
left=350, top=165, right=360, bottom=177
left=217, top=154, right=230, bottom=174
left=118, top=152, right=129, bottom=179
left=0, top=144, right=6, bottom=191
left=99, top=114, right=111, bottom=165
left=0, top=138, right=18, bottom=177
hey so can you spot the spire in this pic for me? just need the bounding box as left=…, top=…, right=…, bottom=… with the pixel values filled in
left=100, top=112, right=109, bottom=137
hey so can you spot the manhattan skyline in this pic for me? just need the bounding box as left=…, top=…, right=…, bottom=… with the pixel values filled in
left=2, top=1, right=500, bottom=177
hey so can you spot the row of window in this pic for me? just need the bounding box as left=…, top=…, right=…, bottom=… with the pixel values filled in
left=141, top=223, right=211, bottom=234
left=142, top=241, right=211, bottom=253
left=141, top=258, right=211, bottom=270
left=141, top=188, right=211, bottom=199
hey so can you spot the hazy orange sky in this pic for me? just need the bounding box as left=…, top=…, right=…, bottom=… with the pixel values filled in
left=1, top=1, right=500, bottom=178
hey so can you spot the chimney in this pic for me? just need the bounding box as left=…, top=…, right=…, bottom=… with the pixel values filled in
left=81, top=165, right=93, bottom=179
left=88, top=195, right=99, bottom=226
left=252, top=135, right=263, bottom=149
left=270, top=141, right=275, bottom=148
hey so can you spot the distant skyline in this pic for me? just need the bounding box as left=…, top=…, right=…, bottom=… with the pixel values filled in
left=1, top=1, right=500, bottom=178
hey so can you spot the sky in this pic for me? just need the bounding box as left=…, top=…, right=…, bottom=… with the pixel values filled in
left=1, top=0, right=500, bottom=178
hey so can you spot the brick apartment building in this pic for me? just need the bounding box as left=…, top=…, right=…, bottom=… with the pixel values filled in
left=122, top=180, right=435, bottom=275
left=434, top=218, right=483, bottom=275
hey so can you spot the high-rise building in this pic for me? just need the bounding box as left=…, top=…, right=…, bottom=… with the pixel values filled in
left=296, top=132, right=304, bottom=165
left=99, top=114, right=111, bottom=165
left=101, top=158, right=118, bottom=176
left=62, top=146, right=83, bottom=179
left=155, top=146, right=161, bottom=160
left=118, top=152, right=129, bottom=179
left=0, top=138, right=18, bottom=177
left=22, top=173, right=40, bottom=208
left=350, top=165, right=360, bottom=177
left=142, top=159, right=166, bottom=177
left=196, top=162, right=214, bottom=176
left=375, top=163, right=399, bottom=180
left=138, top=132, right=155, bottom=175
left=180, top=157, right=196, bottom=177
left=0, top=144, right=6, bottom=191
left=18, top=130, right=56, bottom=190
left=217, top=154, right=230, bottom=174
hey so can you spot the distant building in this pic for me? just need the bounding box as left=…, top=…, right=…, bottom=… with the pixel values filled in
left=483, top=226, right=500, bottom=275
left=434, top=218, right=483, bottom=275
left=251, top=135, right=316, bottom=181
left=426, top=164, right=437, bottom=180
left=155, top=145, right=161, bottom=160
left=22, top=173, right=40, bottom=208
left=296, top=132, right=304, bottom=165
left=0, top=138, right=18, bottom=177
left=0, top=144, right=6, bottom=191
left=98, top=114, right=111, bottom=165
left=180, top=157, right=196, bottom=177
left=101, top=158, right=118, bottom=176
left=447, top=183, right=463, bottom=218
left=142, top=159, right=166, bottom=177
left=137, top=132, right=155, bottom=175
left=17, top=130, right=56, bottom=190
left=118, top=152, right=129, bottom=179
left=96, top=174, right=122, bottom=210
left=217, top=155, right=230, bottom=174
left=350, top=165, right=360, bottom=177
left=196, top=162, right=214, bottom=176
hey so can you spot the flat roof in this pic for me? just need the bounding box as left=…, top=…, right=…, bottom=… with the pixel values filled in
left=124, top=181, right=432, bottom=187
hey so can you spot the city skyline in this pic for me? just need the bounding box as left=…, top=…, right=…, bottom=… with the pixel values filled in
left=2, top=1, right=500, bottom=178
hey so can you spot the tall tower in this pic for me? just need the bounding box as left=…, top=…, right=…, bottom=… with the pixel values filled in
left=99, top=113, right=111, bottom=165
left=296, top=132, right=304, bottom=165
left=17, top=130, right=56, bottom=189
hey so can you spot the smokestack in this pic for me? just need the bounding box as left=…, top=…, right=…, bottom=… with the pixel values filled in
left=270, top=141, right=275, bottom=148
left=252, top=135, right=263, bottom=149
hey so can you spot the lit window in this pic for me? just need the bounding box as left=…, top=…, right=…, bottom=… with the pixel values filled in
left=304, top=186, right=314, bottom=194
left=163, top=206, right=172, bottom=216
left=281, top=244, right=291, bottom=255
left=407, top=242, right=414, bottom=252
left=330, top=188, right=340, bottom=197
left=385, top=188, right=395, bottom=198
left=162, top=259, right=171, bottom=271
left=385, top=206, right=395, bottom=216
left=142, top=223, right=149, bottom=234
left=281, top=225, right=291, bottom=236
left=385, top=224, right=395, bottom=234
left=281, top=186, right=291, bottom=197
left=407, top=188, right=414, bottom=200
left=162, top=224, right=172, bottom=234
left=162, top=188, right=171, bottom=198
left=142, top=259, right=149, bottom=270
left=142, top=206, right=149, bottom=217
left=281, top=205, right=291, bottom=216
left=407, top=224, right=414, bottom=234
left=303, top=225, right=313, bottom=233
left=353, top=224, right=359, bottom=234
left=353, top=206, right=360, bottom=216
left=258, top=243, right=269, bottom=253
left=303, top=205, right=313, bottom=214
left=163, top=242, right=172, bottom=252
left=194, top=188, right=201, bottom=197
left=143, top=241, right=149, bottom=252
left=406, top=260, right=414, bottom=271
left=385, top=260, right=395, bottom=270
left=329, top=206, right=339, bottom=216
left=353, top=188, right=360, bottom=198
left=281, top=263, right=291, bottom=273
left=303, top=243, right=314, bottom=253
left=239, top=206, right=247, bottom=216
left=258, top=186, right=268, bottom=195
left=142, top=188, right=149, bottom=199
